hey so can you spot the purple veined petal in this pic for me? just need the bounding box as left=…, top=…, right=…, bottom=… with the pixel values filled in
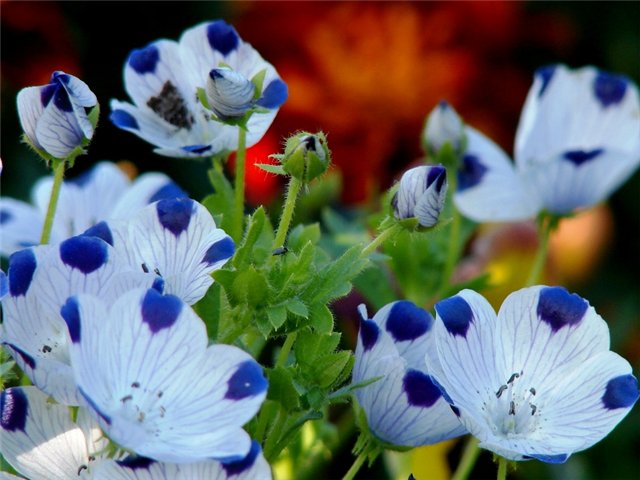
left=515, top=65, right=640, bottom=169
left=54, top=72, right=97, bottom=140
left=33, top=95, right=86, bottom=159
left=522, top=148, right=640, bottom=215
left=67, top=288, right=267, bottom=463
left=0, top=387, right=103, bottom=479
left=0, top=198, right=44, bottom=256
left=92, top=441, right=272, bottom=479
left=16, top=86, right=47, bottom=150
left=454, top=126, right=540, bottom=222
left=206, top=67, right=256, bottom=119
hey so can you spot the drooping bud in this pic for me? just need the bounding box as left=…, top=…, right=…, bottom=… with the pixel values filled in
left=277, top=132, right=331, bottom=182
left=423, top=101, right=465, bottom=155
left=17, top=71, right=98, bottom=160
left=206, top=67, right=256, bottom=119
left=392, top=165, right=447, bottom=228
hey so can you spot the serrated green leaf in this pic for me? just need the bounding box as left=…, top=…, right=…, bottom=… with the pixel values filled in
left=267, top=367, right=300, bottom=411
left=267, top=304, right=287, bottom=329
left=285, top=298, right=308, bottom=318
left=294, top=330, right=341, bottom=366
left=288, top=223, right=321, bottom=252
left=232, top=267, right=268, bottom=306
left=255, top=163, right=286, bottom=175
left=309, top=303, right=333, bottom=333
left=233, top=208, right=266, bottom=268
left=315, top=351, right=352, bottom=388
left=192, top=282, right=222, bottom=341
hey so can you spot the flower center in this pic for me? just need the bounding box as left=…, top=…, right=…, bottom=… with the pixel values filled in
left=484, top=371, right=541, bottom=438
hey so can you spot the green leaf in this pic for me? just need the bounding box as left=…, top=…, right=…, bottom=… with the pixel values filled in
left=202, top=168, right=235, bottom=234
left=294, top=330, right=341, bottom=366
left=196, top=87, right=212, bottom=110
left=353, top=266, right=398, bottom=310
left=309, top=303, right=333, bottom=333
left=232, top=267, right=268, bottom=307
left=88, top=102, right=100, bottom=131
left=315, top=350, right=352, bottom=388
left=285, top=298, right=309, bottom=319
left=267, top=304, right=287, bottom=330
left=288, top=223, right=321, bottom=252
left=192, top=282, right=221, bottom=341
left=255, top=163, right=286, bottom=175
left=233, top=207, right=266, bottom=268
left=267, top=367, right=300, bottom=411
left=251, top=69, right=267, bottom=98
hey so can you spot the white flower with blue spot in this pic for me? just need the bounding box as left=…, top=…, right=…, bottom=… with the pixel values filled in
left=0, top=161, right=187, bottom=257
left=92, top=441, right=272, bottom=479
left=392, top=165, right=448, bottom=228
left=110, top=20, right=288, bottom=158
left=352, top=301, right=467, bottom=447
left=426, top=286, right=639, bottom=463
left=92, top=197, right=234, bottom=305
left=17, top=71, right=97, bottom=159
left=0, top=386, right=108, bottom=479
left=454, top=65, right=640, bottom=221
left=61, top=287, right=268, bottom=463
left=1, top=236, right=161, bottom=405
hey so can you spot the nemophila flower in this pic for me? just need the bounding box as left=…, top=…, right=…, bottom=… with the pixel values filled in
left=455, top=65, right=640, bottom=221
left=426, top=286, right=639, bottom=463
left=1, top=236, right=161, bottom=405
left=352, top=302, right=466, bottom=447
left=110, top=20, right=287, bottom=158
left=17, top=71, right=97, bottom=159
left=91, top=197, right=234, bottom=305
left=92, top=441, right=272, bottom=479
left=0, top=161, right=187, bottom=257
left=62, top=287, right=268, bottom=463
left=0, top=386, right=108, bottom=479
left=392, top=165, right=448, bottom=228
left=423, top=101, right=465, bottom=155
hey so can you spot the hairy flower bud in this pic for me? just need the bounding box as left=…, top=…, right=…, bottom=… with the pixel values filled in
left=279, top=132, right=331, bottom=182
left=392, top=165, right=447, bottom=227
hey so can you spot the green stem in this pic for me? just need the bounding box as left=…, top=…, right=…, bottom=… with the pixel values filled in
left=273, top=177, right=303, bottom=249
left=496, top=456, right=508, bottom=480
left=264, top=406, right=289, bottom=461
left=342, top=448, right=369, bottom=480
left=39, top=161, right=66, bottom=244
left=437, top=173, right=461, bottom=297
left=451, top=436, right=481, bottom=480
left=361, top=222, right=402, bottom=258
left=525, top=215, right=554, bottom=287
left=232, top=127, right=247, bottom=242
left=276, top=332, right=297, bottom=368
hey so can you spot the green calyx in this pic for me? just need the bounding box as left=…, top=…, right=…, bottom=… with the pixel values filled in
left=269, top=131, right=331, bottom=183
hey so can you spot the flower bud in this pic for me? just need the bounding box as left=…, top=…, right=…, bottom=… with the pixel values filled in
left=17, top=71, right=98, bottom=160
left=423, top=101, right=464, bottom=154
left=392, top=165, right=447, bottom=227
left=279, top=132, right=331, bottom=182
left=206, top=67, right=256, bottom=119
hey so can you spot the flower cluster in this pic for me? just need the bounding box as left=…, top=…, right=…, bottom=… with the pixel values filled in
left=2, top=13, right=639, bottom=480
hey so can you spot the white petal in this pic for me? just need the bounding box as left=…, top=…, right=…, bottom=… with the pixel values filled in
left=109, top=172, right=187, bottom=220
left=0, top=387, right=97, bottom=480
left=0, top=198, right=44, bottom=256
left=16, top=86, right=46, bottom=150
left=454, top=127, right=540, bottom=222
left=34, top=95, right=86, bottom=159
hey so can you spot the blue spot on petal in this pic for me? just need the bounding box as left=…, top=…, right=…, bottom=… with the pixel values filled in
left=457, top=154, right=487, bottom=192
left=156, top=198, right=194, bottom=236
left=594, top=71, right=628, bottom=107
left=61, top=297, right=82, bottom=343
left=140, top=289, right=183, bottom=333
left=537, top=286, right=588, bottom=332
left=222, top=440, right=261, bottom=475
left=110, top=109, right=139, bottom=130
left=79, top=387, right=111, bottom=425
left=0, top=388, right=28, bottom=432
left=151, top=276, right=165, bottom=294
left=128, top=45, right=160, bottom=74
left=60, top=236, right=109, bottom=274
left=148, top=182, right=188, bottom=204
left=403, top=369, right=442, bottom=408
left=435, top=295, right=474, bottom=337
left=67, top=168, right=95, bottom=188
left=83, top=221, right=114, bottom=246
left=360, top=319, right=379, bottom=351
left=386, top=301, right=433, bottom=342
left=0, top=270, right=7, bottom=299
left=203, top=236, right=235, bottom=266
left=536, top=65, right=557, bottom=97
left=563, top=149, right=603, bottom=166
left=0, top=209, right=11, bottom=224
left=602, top=374, right=639, bottom=410
left=426, top=166, right=447, bottom=193
left=53, top=85, right=72, bottom=112
left=225, top=360, right=268, bottom=400
left=8, top=249, right=37, bottom=297
left=182, top=144, right=212, bottom=154
left=526, top=453, right=569, bottom=464
left=256, top=79, right=288, bottom=109
left=40, top=83, right=57, bottom=107
left=116, top=456, right=155, bottom=470
left=5, top=344, right=36, bottom=370
left=207, top=21, right=240, bottom=56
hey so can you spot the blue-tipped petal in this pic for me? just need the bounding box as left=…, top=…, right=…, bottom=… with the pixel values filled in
left=593, top=71, right=628, bottom=107
left=222, top=440, right=261, bottom=475
left=386, top=301, right=432, bottom=342
left=457, top=154, right=488, bottom=191
left=403, top=369, right=442, bottom=408
left=256, top=79, right=288, bottom=109
left=563, top=149, right=603, bottom=166
left=128, top=45, right=160, bottom=74
left=4, top=344, right=36, bottom=370
left=61, top=297, right=82, bottom=344
left=537, top=286, right=588, bottom=332
left=140, top=289, right=183, bottom=333
left=59, top=236, right=109, bottom=274
left=110, top=109, right=140, bottom=130
left=202, top=236, right=235, bottom=266
left=225, top=361, right=268, bottom=400
left=0, top=270, right=7, bottom=299
left=116, top=456, right=156, bottom=470
left=82, top=221, right=114, bottom=246
left=360, top=319, right=380, bottom=351
left=526, top=453, right=569, bottom=464
left=536, top=65, right=557, bottom=97
left=206, top=20, right=240, bottom=55
left=0, top=388, right=28, bottom=432
left=148, top=182, right=188, bottom=204
left=602, top=374, right=639, bottom=410
left=8, top=249, right=37, bottom=297
left=435, top=295, right=474, bottom=337
left=156, top=198, right=194, bottom=236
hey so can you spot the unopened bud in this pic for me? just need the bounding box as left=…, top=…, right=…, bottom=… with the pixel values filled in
left=206, top=67, right=256, bottom=119
left=392, top=165, right=447, bottom=228
left=423, top=101, right=464, bottom=154
left=279, top=132, right=331, bottom=182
